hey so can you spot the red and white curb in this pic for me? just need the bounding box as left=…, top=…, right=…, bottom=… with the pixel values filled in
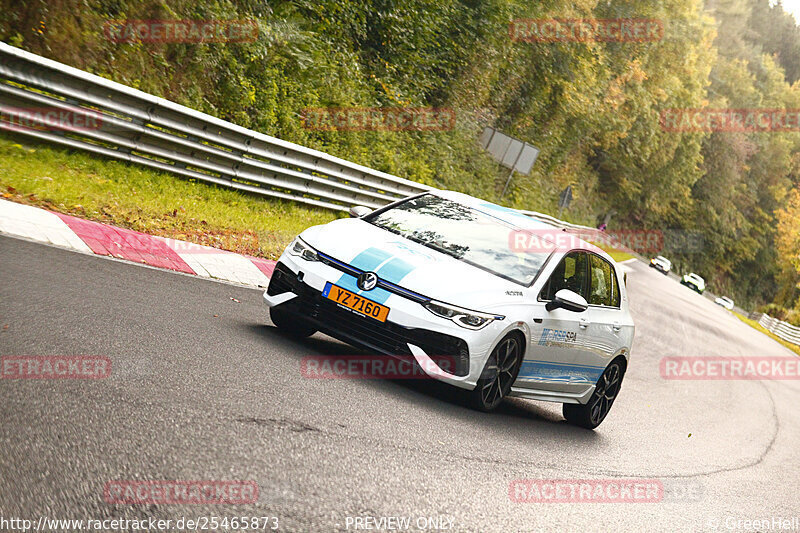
left=0, top=199, right=275, bottom=287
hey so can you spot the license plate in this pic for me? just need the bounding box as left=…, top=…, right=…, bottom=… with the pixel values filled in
left=322, top=282, right=390, bottom=322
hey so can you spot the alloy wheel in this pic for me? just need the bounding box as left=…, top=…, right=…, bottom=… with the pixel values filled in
left=480, top=336, right=521, bottom=408
left=588, top=362, right=622, bottom=426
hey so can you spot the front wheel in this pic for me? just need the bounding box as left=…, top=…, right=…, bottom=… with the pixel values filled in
left=563, top=359, right=624, bottom=429
left=269, top=306, right=317, bottom=338
left=469, top=333, right=523, bottom=412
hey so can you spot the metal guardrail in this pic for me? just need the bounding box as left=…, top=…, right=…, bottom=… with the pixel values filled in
left=0, top=42, right=434, bottom=212
left=0, top=42, right=590, bottom=230
left=757, top=314, right=800, bottom=347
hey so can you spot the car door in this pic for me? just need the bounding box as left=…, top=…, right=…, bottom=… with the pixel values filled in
left=582, top=253, right=627, bottom=373
left=516, top=251, right=595, bottom=390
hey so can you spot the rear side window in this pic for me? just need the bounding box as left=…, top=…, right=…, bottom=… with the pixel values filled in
left=540, top=252, right=589, bottom=301
left=588, top=254, right=620, bottom=307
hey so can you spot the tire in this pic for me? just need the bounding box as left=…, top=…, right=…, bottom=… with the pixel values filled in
left=269, top=306, right=317, bottom=338
left=469, top=333, right=524, bottom=412
left=563, top=359, right=625, bottom=429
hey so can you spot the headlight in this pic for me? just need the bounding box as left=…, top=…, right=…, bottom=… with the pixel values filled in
left=287, top=237, right=319, bottom=262
left=424, top=300, right=503, bottom=330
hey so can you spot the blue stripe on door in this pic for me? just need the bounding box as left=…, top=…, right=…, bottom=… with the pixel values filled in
left=517, top=360, right=605, bottom=384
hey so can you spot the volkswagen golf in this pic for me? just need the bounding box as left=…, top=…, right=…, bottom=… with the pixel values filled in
left=264, top=191, right=635, bottom=429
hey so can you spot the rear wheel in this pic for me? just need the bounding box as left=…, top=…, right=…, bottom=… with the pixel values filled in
left=563, top=359, right=624, bottom=429
left=470, top=333, right=523, bottom=412
left=269, top=306, right=317, bottom=338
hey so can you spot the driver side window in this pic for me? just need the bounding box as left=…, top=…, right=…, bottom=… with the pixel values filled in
left=588, top=254, right=620, bottom=307
left=540, top=251, right=589, bottom=301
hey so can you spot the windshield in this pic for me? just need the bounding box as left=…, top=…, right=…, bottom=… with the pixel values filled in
left=365, top=194, right=553, bottom=285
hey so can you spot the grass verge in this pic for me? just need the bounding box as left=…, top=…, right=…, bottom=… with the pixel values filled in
left=732, top=312, right=800, bottom=357
left=0, top=133, right=340, bottom=259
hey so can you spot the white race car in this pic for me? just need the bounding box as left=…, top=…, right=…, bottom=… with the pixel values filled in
left=264, top=191, right=635, bottom=429
left=649, top=255, right=671, bottom=274
left=681, top=272, right=706, bottom=294
left=715, top=296, right=734, bottom=310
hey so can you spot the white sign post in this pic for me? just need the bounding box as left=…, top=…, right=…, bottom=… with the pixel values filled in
left=479, top=127, right=540, bottom=199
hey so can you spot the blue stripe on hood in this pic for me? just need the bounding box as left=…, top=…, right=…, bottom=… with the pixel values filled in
left=334, top=248, right=416, bottom=305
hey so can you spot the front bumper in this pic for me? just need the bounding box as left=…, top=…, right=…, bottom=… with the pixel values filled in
left=265, top=256, right=506, bottom=390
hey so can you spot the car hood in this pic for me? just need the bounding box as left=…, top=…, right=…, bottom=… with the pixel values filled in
left=300, top=218, right=527, bottom=310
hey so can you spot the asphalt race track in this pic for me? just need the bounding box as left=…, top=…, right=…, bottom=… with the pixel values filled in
left=1, top=234, right=799, bottom=532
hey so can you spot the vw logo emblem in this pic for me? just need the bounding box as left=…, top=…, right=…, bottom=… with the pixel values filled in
left=357, top=271, right=378, bottom=291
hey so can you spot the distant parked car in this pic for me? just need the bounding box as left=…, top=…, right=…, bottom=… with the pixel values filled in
left=649, top=255, right=671, bottom=274
left=715, top=296, right=734, bottom=310
left=681, top=273, right=706, bottom=294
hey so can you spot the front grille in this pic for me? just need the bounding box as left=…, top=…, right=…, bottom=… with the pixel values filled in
left=316, top=250, right=430, bottom=304
left=268, top=261, right=469, bottom=376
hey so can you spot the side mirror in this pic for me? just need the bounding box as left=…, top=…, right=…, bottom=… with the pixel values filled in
left=545, top=289, right=588, bottom=313
left=349, top=205, right=372, bottom=218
